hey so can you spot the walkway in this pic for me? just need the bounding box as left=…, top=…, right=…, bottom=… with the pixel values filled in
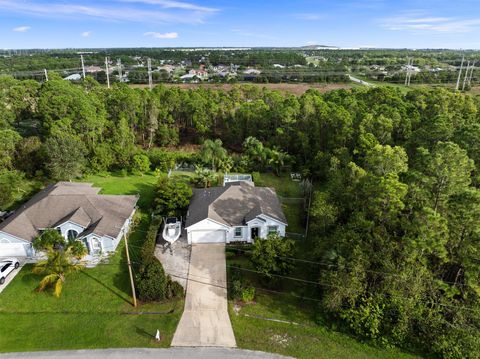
left=171, top=244, right=236, bottom=347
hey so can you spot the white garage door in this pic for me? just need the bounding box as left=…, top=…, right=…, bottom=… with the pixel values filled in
left=191, top=230, right=226, bottom=244
left=0, top=243, right=28, bottom=257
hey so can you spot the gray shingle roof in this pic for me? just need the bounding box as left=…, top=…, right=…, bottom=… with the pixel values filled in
left=0, top=182, right=138, bottom=241
left=185, top=182, right=287, bottom=227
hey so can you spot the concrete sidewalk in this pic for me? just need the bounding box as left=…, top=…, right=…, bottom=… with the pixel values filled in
left=171, top=244, right=236, bottom=347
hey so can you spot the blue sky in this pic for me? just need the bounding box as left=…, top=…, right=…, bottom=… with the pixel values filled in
left=1, top=0, right=480, bottom=49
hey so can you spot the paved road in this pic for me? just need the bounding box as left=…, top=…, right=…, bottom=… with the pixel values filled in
left=0, top=348, right=292, bottom=359
left=171, top=244, right=236, bottom=347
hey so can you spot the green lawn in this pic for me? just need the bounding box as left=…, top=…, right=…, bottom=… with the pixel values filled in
left=226, top=249, right=418, bottom=359
left=230, top=295, right=418, bottom=359
left=0, top=172, right=184, bottom=353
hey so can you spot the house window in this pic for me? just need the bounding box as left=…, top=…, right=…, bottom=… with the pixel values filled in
left=267, top=226, right=279, bottom=235
left=67, top=229, right=78, bottom=241
left=234, top=227, right=243, bottom=238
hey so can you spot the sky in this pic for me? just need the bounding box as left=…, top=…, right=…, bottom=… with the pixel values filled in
left=1, top=0, right=480, bottom=49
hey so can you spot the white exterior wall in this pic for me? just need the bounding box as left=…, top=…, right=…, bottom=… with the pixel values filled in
left=186, top=215, right=287, bottom=245
left=57, top=221, right=85, bottom=239
left=82, top=207, right=136, bottom=255
left=226, top=226, right=247, bottom=243
left=246, top=215, right=286, bottom=242
left=186, top=219, right=229, bottom=244
left=0, top=231, right=35, bottom=257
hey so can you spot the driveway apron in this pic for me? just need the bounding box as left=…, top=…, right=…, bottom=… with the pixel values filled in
left=171, top=243, right=236, bottom=347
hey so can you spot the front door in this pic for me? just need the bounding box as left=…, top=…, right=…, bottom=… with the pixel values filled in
left=251, top=227, right=259, bottom=240
left=92, top=238, right=102, bottom=255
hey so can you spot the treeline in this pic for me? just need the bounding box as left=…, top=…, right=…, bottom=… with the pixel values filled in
left=1, top=74, right=480, bottom=356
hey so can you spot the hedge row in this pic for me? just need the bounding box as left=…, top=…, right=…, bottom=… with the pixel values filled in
left=136, top=216, right=184, bottom=302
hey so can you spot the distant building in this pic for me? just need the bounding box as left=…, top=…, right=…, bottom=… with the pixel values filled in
left=243, top=68, right=262, bottom=75
left=64, top=73, right=82, bottom=81
left=85, top=65, right=103, bottom=73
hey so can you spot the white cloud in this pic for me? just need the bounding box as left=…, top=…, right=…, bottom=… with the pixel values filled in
left=0, top=0, right=218, bottom=24
left=12, top=26, right=31, bottom=32
left=81, top=31, right=92, bottom=37
left=382, top=14, right=480, bottom=33
left=294, top=13, right=324, bottom=21
left=119, top=0, right=218, bottom=13
left=144, top=31, right=178, bottom=39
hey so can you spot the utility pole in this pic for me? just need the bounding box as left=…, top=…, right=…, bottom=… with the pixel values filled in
left=80, top=54, right=86, bottom=79
left=407, top=59, right=413, bottom=86
left=147, top=57, right=153, bottom=90
left=117, top=58, right=122, bottom=82
left=124, top=233, right=137, bottom=307
left=462, top=60, right=471, bottom=91
left=468, top=62, right=476, bottom=87
left=105, top=57, right=110, bottom=89
left=456, top=55, right=465, bottom=91
left=44, top=69, right=48, bottom=82
left=404, top=57, right=410, bottom=86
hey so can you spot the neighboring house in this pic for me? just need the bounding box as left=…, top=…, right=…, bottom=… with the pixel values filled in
left=185, top=181, right=287, bottom=244
left=0, top=182, right=138, bottom=258
left=64, top=73, right=82, bottom=81
left=243, top=68, right=262, bottom=75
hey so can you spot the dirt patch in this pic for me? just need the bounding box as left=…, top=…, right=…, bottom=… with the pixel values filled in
left=130, top=82, right=354, bottom=96
left=270, top=333, right=292, bottom=347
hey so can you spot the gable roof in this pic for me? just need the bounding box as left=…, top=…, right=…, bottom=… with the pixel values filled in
left=0, top=182, right=138, bottom=242
left=186, top=182, right=287, bottom=228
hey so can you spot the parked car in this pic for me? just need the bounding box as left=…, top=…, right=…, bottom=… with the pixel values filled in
left=0, top=258, right=20, bottom=285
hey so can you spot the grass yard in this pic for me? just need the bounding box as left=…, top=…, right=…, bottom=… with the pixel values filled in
left=229, top=295, right=418, bottom=359
left=0, top=172, right=184, bottom=353
left=226, top=250, right=418, bottom=359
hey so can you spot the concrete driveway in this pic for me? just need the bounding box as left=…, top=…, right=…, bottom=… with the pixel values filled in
left=171, top=244, right=236, bottom=347
left=0, top=258, right=25, bottom=294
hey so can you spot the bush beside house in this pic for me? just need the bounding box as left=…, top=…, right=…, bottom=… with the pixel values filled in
left=136, top=217, right=184, bottom=302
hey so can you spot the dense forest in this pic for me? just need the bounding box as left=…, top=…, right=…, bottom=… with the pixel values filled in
left=1, top=74, right=480, bottom=357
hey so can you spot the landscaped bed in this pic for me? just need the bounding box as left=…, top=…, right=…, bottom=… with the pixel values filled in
left=0, top=172, right=184, bottom=353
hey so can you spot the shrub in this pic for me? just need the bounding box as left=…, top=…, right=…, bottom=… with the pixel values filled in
left=251, top=171, right=261, bottom=183
left=146, top=148, right=175, bottom=172
left=166, top=278, right=184, bottom=299
left=132, top=154, right=151, bottom=174
left=231, top=279, right=243, bottom=300
left=136, top=216, right=184, bottom=302
left=250, top=233, right=295, bottom=279
left=136, top=260, right=168, bottom=302
left=241, top=287, right=255, bottom=303
left=33, top=229, right=66, bottom=251
left=155, top=175, right=192, bottom=216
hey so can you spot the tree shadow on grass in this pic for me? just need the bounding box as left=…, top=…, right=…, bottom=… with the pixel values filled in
left=80, top=270, right=131, bottom=305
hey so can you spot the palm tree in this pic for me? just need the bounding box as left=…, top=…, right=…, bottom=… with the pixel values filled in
left=268, top=149, right=289, bottom=176
left=32, top=248, right=84, bottom=298
left=194, top=167, right=217, bottom=188
left=218, top=156, right=234, bottom=173
left=200, top=139, right=227, bottom=172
